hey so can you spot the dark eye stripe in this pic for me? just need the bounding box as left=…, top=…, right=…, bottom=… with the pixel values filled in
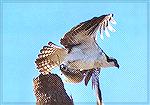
left=107, top=59, right=114, bottom=62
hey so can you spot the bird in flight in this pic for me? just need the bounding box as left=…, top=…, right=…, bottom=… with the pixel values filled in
left=35, top=14, right=119, bottom=105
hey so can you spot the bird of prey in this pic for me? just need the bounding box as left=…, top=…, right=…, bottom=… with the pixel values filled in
left=35, top=14, right=119, bottom=105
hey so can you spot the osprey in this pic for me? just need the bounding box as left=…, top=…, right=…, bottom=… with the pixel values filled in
left=35, top=14, right=119, bottom=105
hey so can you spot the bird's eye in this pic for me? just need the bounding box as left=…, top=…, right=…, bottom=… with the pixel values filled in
left=114, top=59, right=117, bottom=63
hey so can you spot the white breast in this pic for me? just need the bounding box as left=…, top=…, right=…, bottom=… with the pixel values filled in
left=62, top=41, right=105, bottom=70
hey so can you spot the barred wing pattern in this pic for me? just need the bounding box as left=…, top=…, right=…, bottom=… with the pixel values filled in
left=35, top=42, right=67, bottom=74
left=60, top=14, right=116, bottom=49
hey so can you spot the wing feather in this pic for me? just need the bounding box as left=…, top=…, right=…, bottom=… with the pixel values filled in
left=60, top=14, right=116, bottom=49
left=35, top=42, right=68, bottom=74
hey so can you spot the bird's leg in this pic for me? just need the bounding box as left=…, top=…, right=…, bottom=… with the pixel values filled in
left=92, top=69, right=103, bottom=105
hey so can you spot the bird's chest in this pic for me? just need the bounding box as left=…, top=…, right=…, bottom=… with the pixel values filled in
left=63, top=48, right=104, bottom=70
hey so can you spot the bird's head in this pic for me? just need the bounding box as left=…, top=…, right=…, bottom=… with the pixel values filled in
left=107, top=57, right=119, bottom=69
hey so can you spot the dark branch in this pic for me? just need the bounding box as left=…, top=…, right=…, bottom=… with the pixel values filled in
left=33, top=73, right=74, bottom=105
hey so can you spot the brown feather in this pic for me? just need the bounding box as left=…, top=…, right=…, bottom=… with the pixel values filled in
left=60, top=14, right=113, bottom=51
left=35, top=42, right=67, bottom=74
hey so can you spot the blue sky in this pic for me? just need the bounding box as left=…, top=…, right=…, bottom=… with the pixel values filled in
left=2, top=1, right=149, bottom=105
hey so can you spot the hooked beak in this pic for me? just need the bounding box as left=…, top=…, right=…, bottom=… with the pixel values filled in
left=115, top=63, right=119, bottom=69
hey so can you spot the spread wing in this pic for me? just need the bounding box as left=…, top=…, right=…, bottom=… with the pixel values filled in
left=60, top=14, right=116, bottom=49
left=35, top=42, right=68, bottom=74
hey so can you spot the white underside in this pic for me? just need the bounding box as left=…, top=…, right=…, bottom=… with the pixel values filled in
left=61, top=41, right=112, bottom=70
